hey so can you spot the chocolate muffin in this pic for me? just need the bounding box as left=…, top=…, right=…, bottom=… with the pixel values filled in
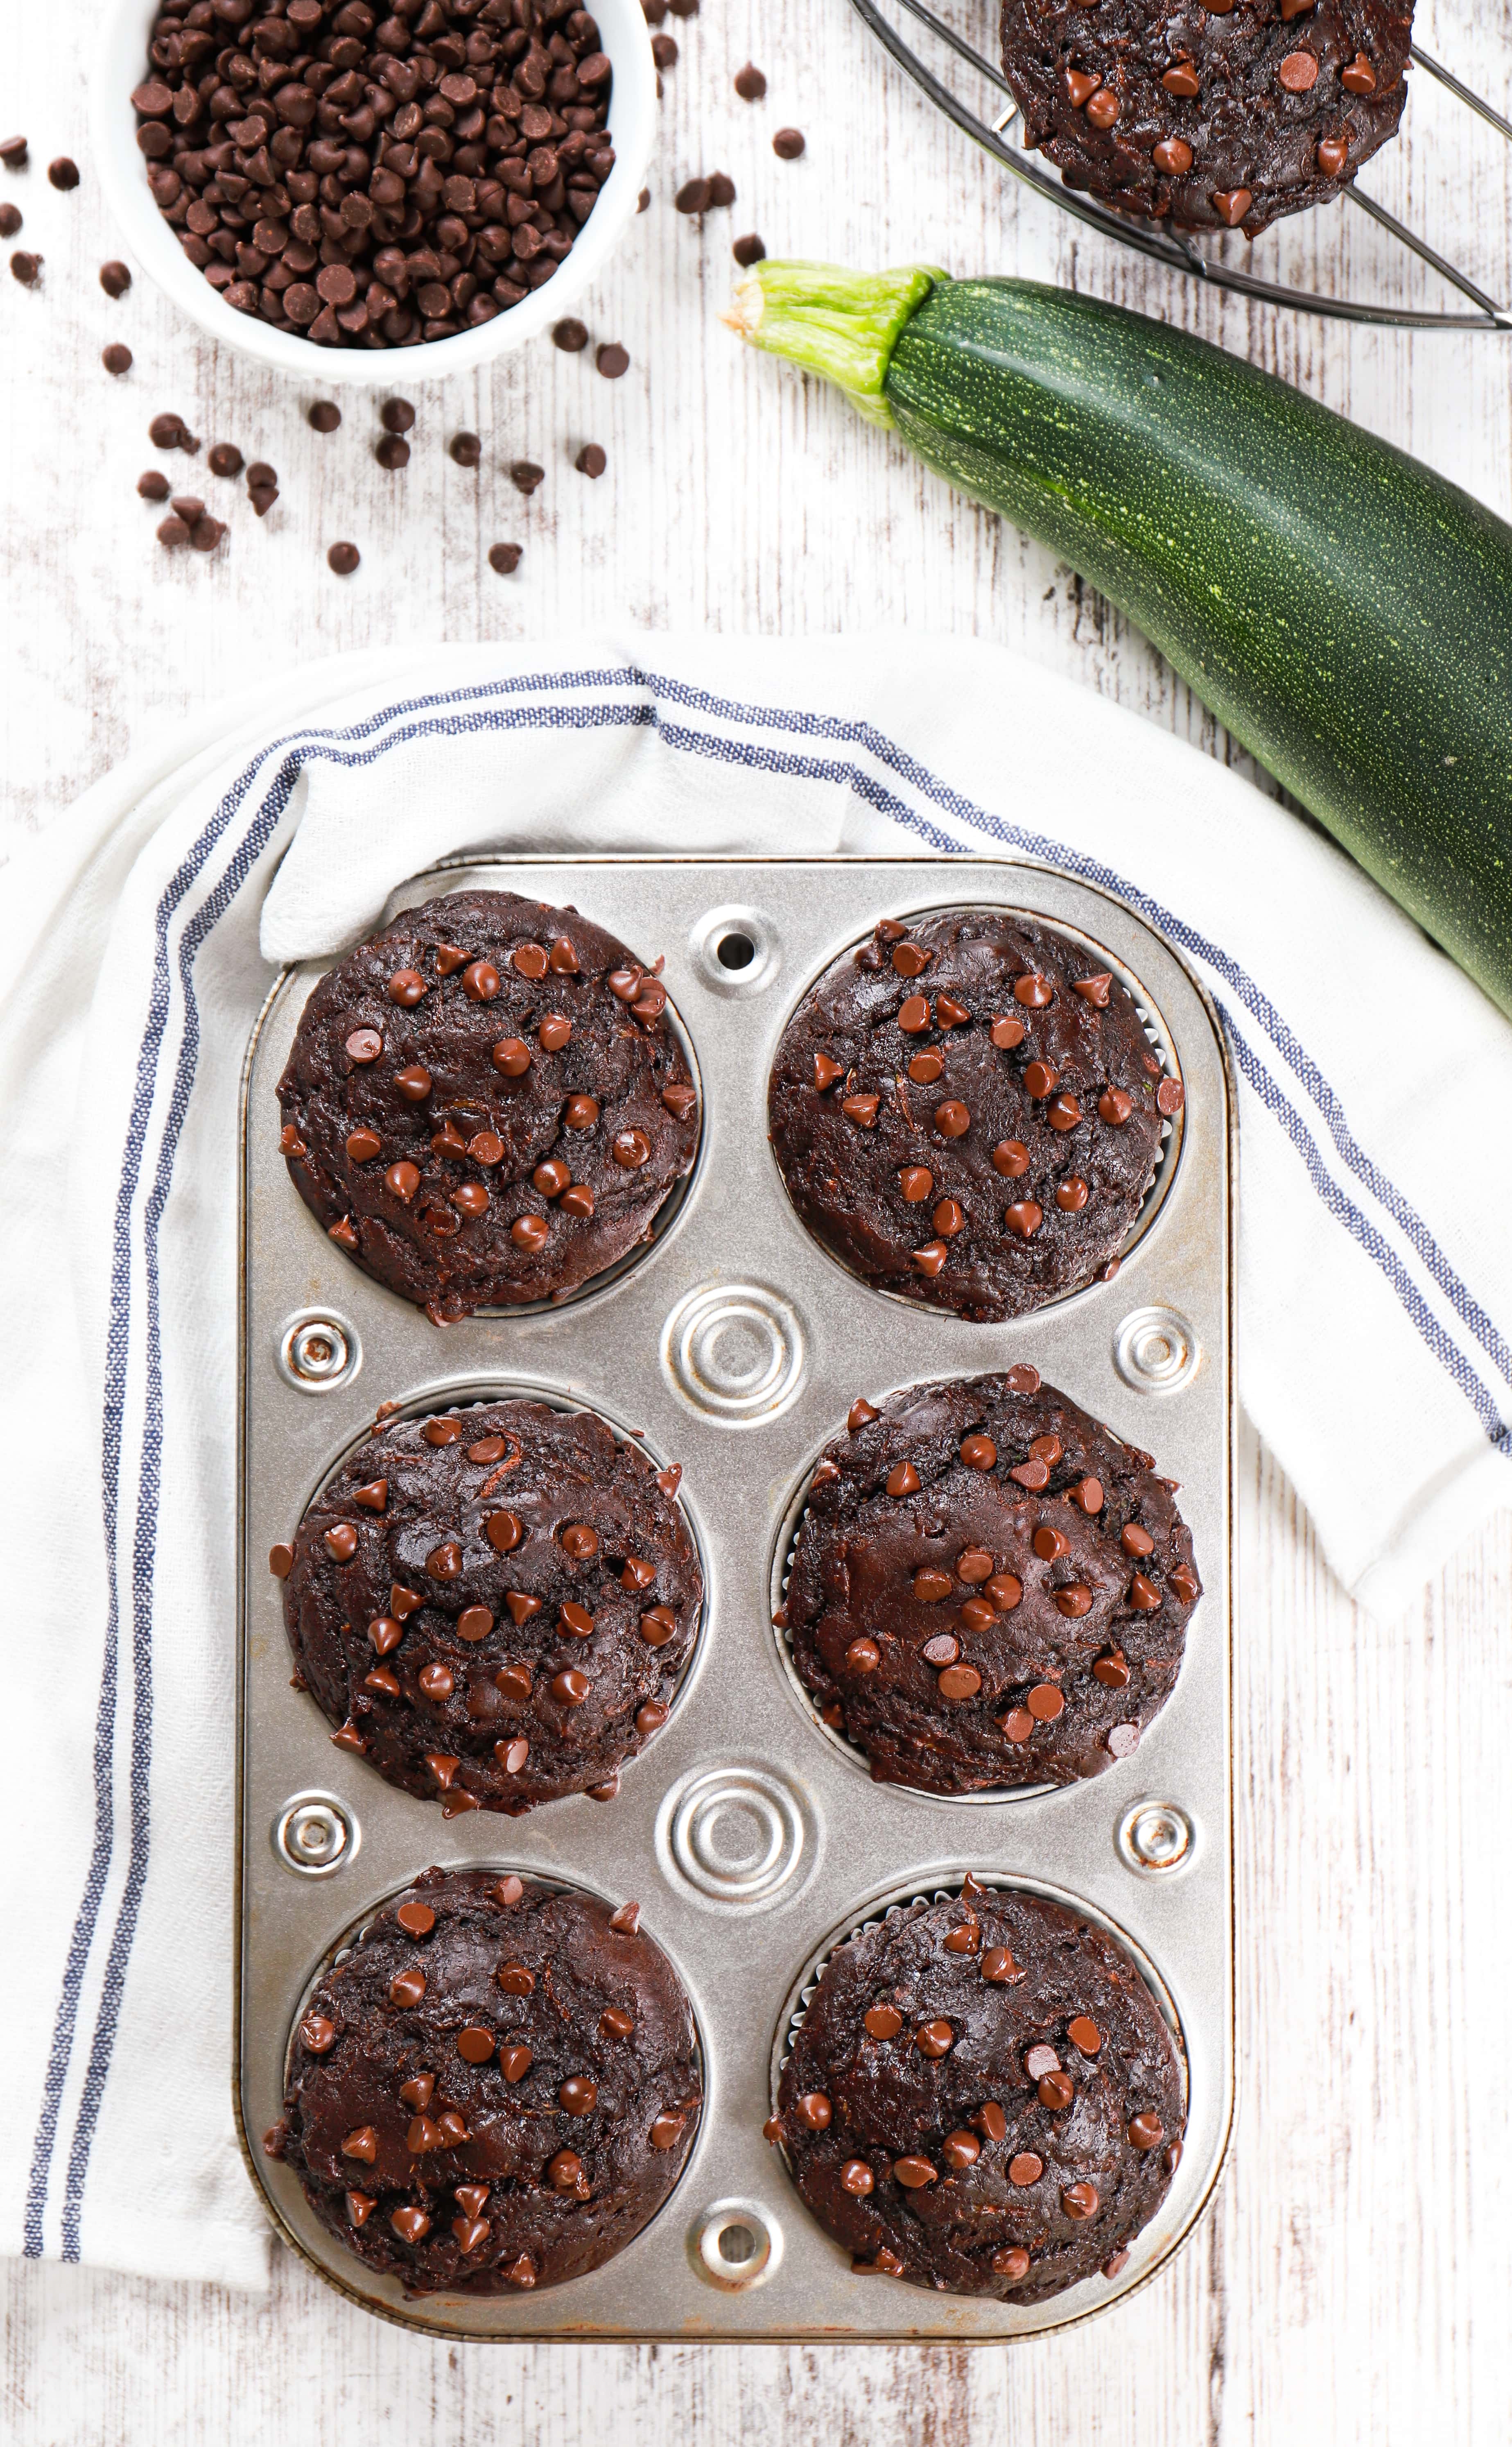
left=278, top=889, right=699, bottom=1324
left=274, top=1400, right=702, bottom=1814
left=780, top=1370, right=1200, bottom=1792
left=999, top=0, right=1412, bottom=240
left=771, top=1881, right=1185, bottom=2300
left=767, top=910, right=1172, bottom=1322
left=267, top=1870, right=703, bottom=2295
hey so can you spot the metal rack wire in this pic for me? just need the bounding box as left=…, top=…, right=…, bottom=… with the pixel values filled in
left=850, top=0, right=1512, bottom=328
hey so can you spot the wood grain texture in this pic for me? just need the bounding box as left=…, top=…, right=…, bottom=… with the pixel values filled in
left=2, top=0, right=1510, bottom=2435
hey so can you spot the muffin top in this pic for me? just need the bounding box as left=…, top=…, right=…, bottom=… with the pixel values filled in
left=267, top=1870, right=702, bottom=2296
left=773, top=1883, right=1185, bottom=2300
left=999, top=0, right=1410, bottom=240
left=768, top=909, right=1172, bottom=1321
left=276, top=1400, right=702, bottom=1815
left=278, top=888, right=698, bottom=1323
left=781, top=1370, right=1200, bottom=1792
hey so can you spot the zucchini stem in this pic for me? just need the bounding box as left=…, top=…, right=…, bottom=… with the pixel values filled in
left=724, top=260, right=942, bottom=427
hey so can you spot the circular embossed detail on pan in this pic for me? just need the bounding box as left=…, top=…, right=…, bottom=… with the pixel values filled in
left=280, top=1396, right=703, bottom=1816
left=767, top=907, right=1180, bottom=1322
left=278, top=888, right=701, bottom=1324
left=266, top=1869, right=703, bottom=2296
left=661, top=1281, right=806, bottom=1425
left=659, top=1763, right=810, bottom=1910
left=767, top=1879, right=1186, bottom=2302
left=773, top=1372, right=1201, bottom=1795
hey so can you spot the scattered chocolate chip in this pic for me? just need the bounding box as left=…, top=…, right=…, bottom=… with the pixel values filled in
left=99, top=259, right=132, bottom=297
left=651, top=33, right=678, bottom=68
left=893, top=2155, right=937, bottom=2188
left=488, top=542, right=524, bottom=576
left=511, top=461, right=545, bottom=495
left=732, top=232, right=767, bottom=267
left=576, top=443, right=607, bottom=476
left=554, top=317, right=590, bottom=351
left=376, top=434, right=411, bottom=471
left=0, top=137, right=29, bottom=170
left=328, top=541, right=360, bottom=576
left=47, top=158, right=79, bottom=192
left=596, top=342, right=629, bottom=378
left=102, top=344, right=133, bottom=376
left=675, top=177, right=712, bottom=213
left=10, top=251, right=41, bottom=285
left=735, top=62, right=768, bottom=99
left=773, top=127, right=806, bottom=158
left=308, top=402, right=341, bottom=434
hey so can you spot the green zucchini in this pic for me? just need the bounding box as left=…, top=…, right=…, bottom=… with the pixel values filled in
left=728, top=263, right=1512, bottom=1020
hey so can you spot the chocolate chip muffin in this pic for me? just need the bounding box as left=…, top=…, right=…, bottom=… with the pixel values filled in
left=278, top=889, right=699, bottom=1324
left=267, top=1870, right=703, bottom=2296
left=999, top=0, right=1412, bottom=240
left=273, top=1400, right=702, bottom=1814
left=767, top=910, right=1172, bottom=1322
left=771, top=1881, right=1185, bottom=2300
left=780, top=1370, right=1200, bottom=1793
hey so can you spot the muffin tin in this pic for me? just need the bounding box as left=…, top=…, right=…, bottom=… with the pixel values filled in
left=236, top=855, right=1235, bottom=2338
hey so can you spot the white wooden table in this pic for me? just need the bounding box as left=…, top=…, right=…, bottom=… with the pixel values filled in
left=3, top=0, right=1509, bottom=2438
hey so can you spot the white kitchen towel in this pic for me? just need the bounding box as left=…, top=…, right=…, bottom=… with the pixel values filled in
left=4, top=629, right=1510, bottom=2290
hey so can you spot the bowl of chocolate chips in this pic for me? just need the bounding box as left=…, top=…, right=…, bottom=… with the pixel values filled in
left=92, top=0, right=655, bottom=379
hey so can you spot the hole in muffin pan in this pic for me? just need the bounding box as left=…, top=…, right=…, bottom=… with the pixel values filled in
left=687, top=903, right=783, bottom=999
left=273, top=1864, right=709, bottom=2294
left=768, top=1441, right=1061, bottom=1806
left=765, top=904, right=1185, bottom=1322
left=276, top=1377, right=710, bottom=1789
left=766, top=1869, right=1191, bottom=2305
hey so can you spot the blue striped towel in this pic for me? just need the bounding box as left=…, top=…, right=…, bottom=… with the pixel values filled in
left=4, top=633, right=1509, bottom=2285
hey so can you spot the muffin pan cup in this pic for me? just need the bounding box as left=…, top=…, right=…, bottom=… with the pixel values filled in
left=237, top=856, right=1235, bottom=2338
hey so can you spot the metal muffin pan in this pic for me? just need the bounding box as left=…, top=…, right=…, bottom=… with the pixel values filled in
left=236, top=855, right=1235, bottom=2339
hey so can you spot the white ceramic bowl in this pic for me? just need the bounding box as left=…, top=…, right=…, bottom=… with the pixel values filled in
left=90, top=0, right=656, bottom=384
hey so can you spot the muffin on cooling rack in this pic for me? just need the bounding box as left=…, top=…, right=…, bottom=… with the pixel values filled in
left=267, top=1870, right=702, bottom=2295
left=770, top=1881, right=1185, bottom=2300
left=998, top=0, right=1412, bottom=240
left=278, top=888, right=699, bottom=1324
left=779, top=1368, right=1200, bottom=1793
left=768, top=908, right=1174, bottom=1321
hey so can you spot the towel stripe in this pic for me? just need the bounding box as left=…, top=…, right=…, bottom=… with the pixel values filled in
left=25, top=662, right=1509, bottom=2258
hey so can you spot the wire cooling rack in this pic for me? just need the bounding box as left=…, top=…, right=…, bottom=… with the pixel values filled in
left=851, top=0, right=1512, bottom=328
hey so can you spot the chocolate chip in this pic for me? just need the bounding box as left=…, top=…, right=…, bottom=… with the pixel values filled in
left=733, top=232, right=766, bottom=266
left=328, top=542, right=360, bottom=576
left=0, top=137, right=29, bottom=170
left=960, top=1433, right=997, bottom=1469
left=864, top=2004, right=903, bottom=2039
left=1062, top=2181, right=1100, bottom=2219
left=554, top=317, right=590, bottom=350
left=596, top=342, right=629, bottom=378
left=1009, top=2152, right=1044, bottom=2186
left=841, top=2158, right=875, bottom=2193
left=675, top=177, right=711, bottom=213
left=707, top=172, right=736, bottom=206
left=1157, top=1077, right=1185, bottom=1116
left=981, top=1947, right=1018, bottom=1983
left=651, top=34, right=679, bottom=67
left=575, top=443, right=607, bottom=477
left=10, top=252, right=41, bottom=285
left=934, top=1099, right=970, bottom=1138
left=97, top=260, right=134, bottom=301
left=300, top=2014, right=337, bottom=2053
left=773, top=127, right=806, bottom=158
left=48, top=158, right=79, bottom=192
left=1128, top=2112, right=1164, bottom=2150
left=1026, top=1682, right=1065, bottom=1720
left=994, top=2246, right=1032, bottom=2280
left=308, top=403, right=341, bottom=434
left=511, top=461, right=545, bottom=496
left=735, top=62, right=768, bottom=98
left=893, top=2155, right=936, bottom=2188
left=100, top=344, right=132, bottom=377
